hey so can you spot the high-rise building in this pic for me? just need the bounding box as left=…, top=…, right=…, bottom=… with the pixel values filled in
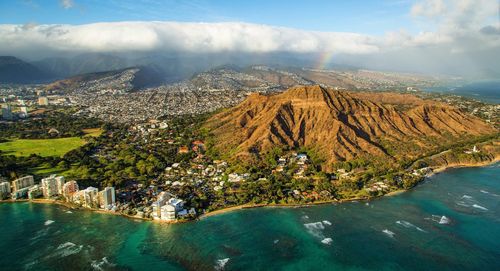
left=160, top=204, right=176, bottom=221
left=55, top=176, right=65, bottom=194
left=101, top=187, right=116, bottom=210
left=83, top=187, right=99, bottom=208
left=1, top=104, right=12, bottom=120
left=41, top=176, right=58, bottom=198
left=0, top=182, right=11, bottom=199
left=11, top=176, right=34, bottom=192
left=63, top=181, right=79, bottom=198
left=38, top=97, right=49, bottom=106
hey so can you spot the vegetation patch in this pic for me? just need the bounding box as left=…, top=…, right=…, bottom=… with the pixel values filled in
left=0, top=137, right=86, bottom=157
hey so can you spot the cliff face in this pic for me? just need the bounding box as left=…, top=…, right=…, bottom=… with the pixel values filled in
left=204, top=85, right=497, bottom=170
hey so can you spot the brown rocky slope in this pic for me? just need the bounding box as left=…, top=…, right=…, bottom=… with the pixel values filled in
left=204, top=85, right=497, bottom=171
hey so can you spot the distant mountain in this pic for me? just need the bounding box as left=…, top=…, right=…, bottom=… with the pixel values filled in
left=33, top=53, right=129, bottom=78
left=204, top=85, right=497, bottom=171
left=44, top=66, right=165, bottom=93
left=0, top=56, right=53, bottom=84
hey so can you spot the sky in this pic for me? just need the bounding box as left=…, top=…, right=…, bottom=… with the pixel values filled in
left=0, top=0, right=499, bottom=77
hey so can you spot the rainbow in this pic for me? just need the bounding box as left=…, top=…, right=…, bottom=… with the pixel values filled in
left=314, top=51, right=334, bottom=70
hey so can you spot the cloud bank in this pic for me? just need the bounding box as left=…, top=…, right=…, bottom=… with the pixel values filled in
left=0, top=0, right=499, bottom=77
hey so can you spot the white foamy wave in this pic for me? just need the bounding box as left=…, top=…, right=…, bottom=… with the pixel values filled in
left=47, top=242, right=83, bottom=259
left=322, top=220, right=332, bottom=226
left=321, top=238, right=333, bottom=245
left=480, top=190, right=500, bottom=197
left=215, top=258, right=230, bottom=271
left=91, top=257, right=116, bottom=271
left=304, top=222, right=326, bottom=238
left=273, top=239, right=279, bottom=244
left=382, top=229, right=395, bottom=238
left=302, top=215, right=309, bottom=220
left=396, top=220, right=426, bottom=232
left=430, top=215, right=451, bottom=225
left=439, top=216, right=451, bottom=224
left=66, top=211, right=73, bottom=214
left=44, top=220, right=55, bottom=226
left=472, top=204, right=488, bottom=211
left=462, top=195, right=473, bottom=199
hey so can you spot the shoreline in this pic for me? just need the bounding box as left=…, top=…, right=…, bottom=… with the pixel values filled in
left=1, top=159, right=498, bottom=223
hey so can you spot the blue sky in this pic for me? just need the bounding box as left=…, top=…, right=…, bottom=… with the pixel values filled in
left=0, top=0, right=416, bottom=35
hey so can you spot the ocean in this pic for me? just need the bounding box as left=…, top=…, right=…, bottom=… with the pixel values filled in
left=1, top=163, right=499, bottom=271
left=423, top=80, right=500, bottom=104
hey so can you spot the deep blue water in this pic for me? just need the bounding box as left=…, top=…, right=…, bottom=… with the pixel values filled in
left=423, top=80, right=500, bottom=104
left=1, top=164, right=499, bottom=270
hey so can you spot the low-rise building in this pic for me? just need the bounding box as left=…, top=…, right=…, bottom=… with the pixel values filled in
left=28, top=185, right=43, bottom=199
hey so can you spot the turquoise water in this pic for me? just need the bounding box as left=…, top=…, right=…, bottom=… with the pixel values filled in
left=1, top=164, right=499, bottom=270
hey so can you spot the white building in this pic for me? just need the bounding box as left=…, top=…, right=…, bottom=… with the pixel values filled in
left=55, top=176, right=65, bottom=195
left=28, top=185, right=43, bottom=199
left=101, top=187, right=116, bottom=210
left=0, top=182, right=11, bottom=199
left=83, top=187, right=99, bottom=208
left=160, top=204, right=176, bottom=221
left=11, top=176, right=34, bottom=192
left=151, top=192, right=172, bottom=220
left=41, top=175, right=58, bottom=198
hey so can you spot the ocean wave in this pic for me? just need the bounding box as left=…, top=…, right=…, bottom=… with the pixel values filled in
left=91, top=257, right=116, bottom=271
left=462, top=195, right=473, bottom=199
left=273, top=239, right=279, bottom=244
left=429, top=215, right=451, bottom=225
left=382, top=229, right=395, bottom=238
left=45, top=242, right=83, bottom=259
left=472, top=204, right=488, bottom=211
left=321, top=238, right=333, bottom=245
left=322, top=220, right=332, bottom=226
left=66, top=210, right=73, bottom=214
left=304, top=222, right=326, bottom=238
left=396, top=220, right=426, bottom=232
left=480, top=190, right=500, bottom=197
left=302, top=215, right=309, bottom=220
left=215, top=258, right=230, bottom=271
left=44, top=220, right=55, bottom=226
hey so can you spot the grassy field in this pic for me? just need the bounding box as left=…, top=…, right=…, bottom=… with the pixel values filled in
left=0, top=137, right=86, bottom=157
left=0, top=128, right=102, bottom=157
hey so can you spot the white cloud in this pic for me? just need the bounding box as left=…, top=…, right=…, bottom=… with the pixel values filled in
left=60, top=0, right=74, bottom=9
left=0, top=0, right=498, bottom=77
left=0, top=22, right=381, bottom=55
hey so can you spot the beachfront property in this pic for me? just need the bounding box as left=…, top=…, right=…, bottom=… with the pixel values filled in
left=62, top=181, right=79, bottom=199
left=0, top=181, right=11, bottom=199
left=41, top=176, right=58, bottom=198
left=28, top=185, right=43, bottom=200
left=11, top=175, right=34, bottom=192
left=99, top=187, right=116, bottom=210
left=82, top=187, right=99, bottom=208
left=151, top=191, right=186, bottom=221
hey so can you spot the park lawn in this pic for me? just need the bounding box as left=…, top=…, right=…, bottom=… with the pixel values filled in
left=0, top=137, right=86, bottom=157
